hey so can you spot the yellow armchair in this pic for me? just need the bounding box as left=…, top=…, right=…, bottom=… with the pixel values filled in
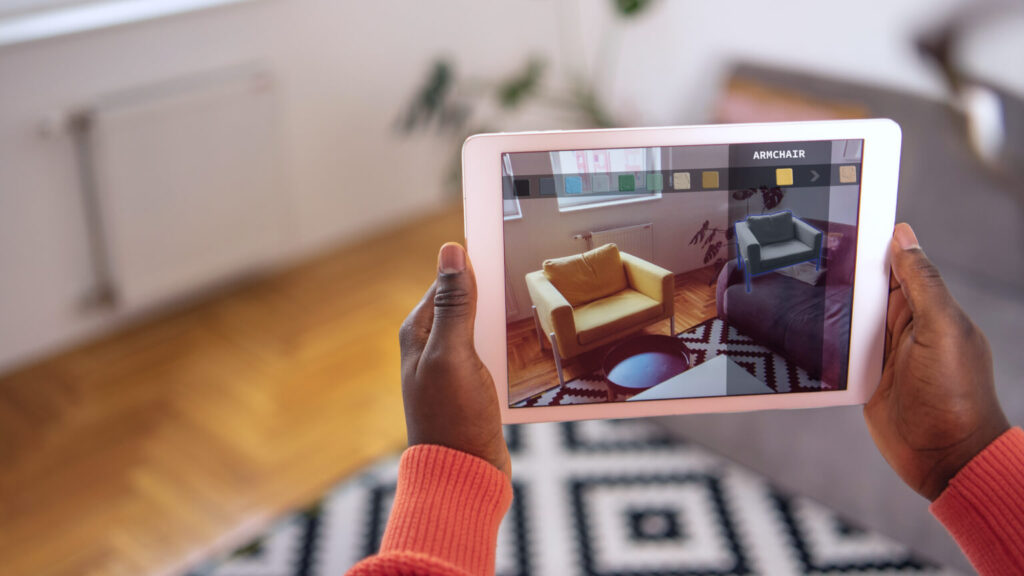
left=525, top=243, right=674, bottom=385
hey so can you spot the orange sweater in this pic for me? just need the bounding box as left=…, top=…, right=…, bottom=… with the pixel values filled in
left=349, top=428, right=1024, bottom=575
left=347, top=444, right=513, bottom=576
left=931, top=427, right=1024, bottom=573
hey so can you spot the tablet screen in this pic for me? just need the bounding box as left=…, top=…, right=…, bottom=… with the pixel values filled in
left=501, top=139, right=863, bottom=408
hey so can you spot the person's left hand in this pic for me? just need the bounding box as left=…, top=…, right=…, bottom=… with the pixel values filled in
left=398, top=242, right=510, bottom=479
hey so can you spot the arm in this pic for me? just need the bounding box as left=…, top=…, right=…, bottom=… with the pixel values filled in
left=930, top=428, right=1024, bottom=573
left=525, top=270, right=576, bottom=355
left=734, top=221, right=760, bottom=270
left=792, top=218, right=823, bottom=256
left=347, top=243, right=513, bottom=575
left=620, top=252, right=674, bottom=315
left=865, top=223, right=1019, bottom=575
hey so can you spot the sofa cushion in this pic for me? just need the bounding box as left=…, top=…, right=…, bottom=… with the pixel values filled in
left=747, top=211, right=794, bottom=245
left=572, top=288, right=661, bottom=345
left=716, top=259, right=853, bottom=387
left=543, top=243, right=628, bottom=306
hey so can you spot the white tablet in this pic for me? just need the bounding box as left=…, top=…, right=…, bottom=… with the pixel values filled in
left=462, top=119, right=901, bottom=424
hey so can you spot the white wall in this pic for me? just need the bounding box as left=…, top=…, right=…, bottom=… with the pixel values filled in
left=0, top=0, right=975, bottom=371
left=0, top=0, right=568, bottom=371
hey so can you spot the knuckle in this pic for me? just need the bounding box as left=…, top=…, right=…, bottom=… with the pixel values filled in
left=434, top=287, right=472, bottom=312
left=398, top=317, right=425, bottom=353
left=398, top=318, right=414, bottom=343
left=961, top=316, right=989, bottom=349
left=906, top=254, right=943, bottom=285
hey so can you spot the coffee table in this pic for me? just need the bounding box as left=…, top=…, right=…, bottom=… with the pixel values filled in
left=602, top=334, right=692, bottom=401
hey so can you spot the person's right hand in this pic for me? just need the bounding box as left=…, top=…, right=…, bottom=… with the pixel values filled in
left=864, top=223, right=1009, bottom=501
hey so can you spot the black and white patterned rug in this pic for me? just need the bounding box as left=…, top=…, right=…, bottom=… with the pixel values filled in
left=186, top=419, right=957, bottom=576
left=513, top=318, right=826, bottom=408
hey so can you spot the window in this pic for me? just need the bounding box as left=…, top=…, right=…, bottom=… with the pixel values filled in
left=503, top=197, right=522, bottom=220
left=501, top=154, right=523, bottom=220
left=0, top=0, right=260, bottom=48
left=0, top=1, right=87, bottom=18
left=553, top=147, right=662, bottom=212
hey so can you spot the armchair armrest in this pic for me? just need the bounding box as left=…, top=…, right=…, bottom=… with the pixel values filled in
left=620, top=252, right=674, bottom=315
left=524, top=271, right=576, bottom=353
left=734, top=221, right=761, bottom=268
left=793, top=218, right=823, bottom=256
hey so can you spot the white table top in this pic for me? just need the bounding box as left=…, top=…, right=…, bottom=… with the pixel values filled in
left=627, top=354, right=775, bottom=401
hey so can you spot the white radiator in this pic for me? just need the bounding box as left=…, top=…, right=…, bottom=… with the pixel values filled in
left=72, top=65, right=284, bottom=310
left=576, top=223, right=654, bottom=261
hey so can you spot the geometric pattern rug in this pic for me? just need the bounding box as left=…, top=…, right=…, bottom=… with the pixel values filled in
left=513, top=318, right=827, bottom=408
left=185, top=418, right=959, bottom=576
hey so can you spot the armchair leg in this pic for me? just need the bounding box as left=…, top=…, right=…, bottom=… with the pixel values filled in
left=670, top=315, right=675, bottom=336
left=815, top=255, right=821, bottom=271
left=737, top=253, right=744, bottom=271
left=548, top=333, right=566, bottom=386
left=531, top=306, right=545, bottom=350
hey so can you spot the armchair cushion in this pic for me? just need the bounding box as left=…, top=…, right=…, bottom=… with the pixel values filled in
left=747, top=211, right=794, bottom=245
left=573, top=289, right=661, bottom=345
left=542, top=243, right=627, bottom=306
left=760, top=239, right=816, bottom=269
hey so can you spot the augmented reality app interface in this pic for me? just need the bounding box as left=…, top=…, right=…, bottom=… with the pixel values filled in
left=501, top=139, right=863, bottom=408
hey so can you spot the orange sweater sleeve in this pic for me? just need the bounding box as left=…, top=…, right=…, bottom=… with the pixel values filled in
left=931, top=427, right=1024, bottom=574
left=346, top=444, right=513, bottom=576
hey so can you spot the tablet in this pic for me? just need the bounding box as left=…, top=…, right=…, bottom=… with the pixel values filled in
left=462, top=119, right=901, bottom=424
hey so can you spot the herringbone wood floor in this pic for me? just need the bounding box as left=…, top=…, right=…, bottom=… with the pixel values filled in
left=506, top=264, right=722, bottom=405
left=0, top=207, right=465, bottom=576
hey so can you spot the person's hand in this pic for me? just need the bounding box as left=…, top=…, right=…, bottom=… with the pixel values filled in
left=398, top=242, right=510, bottom=479
left=865, top=223, right=1009, bottom=501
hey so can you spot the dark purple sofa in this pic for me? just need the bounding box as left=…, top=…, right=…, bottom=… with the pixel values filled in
left=716, top=220, right=857, bottom=389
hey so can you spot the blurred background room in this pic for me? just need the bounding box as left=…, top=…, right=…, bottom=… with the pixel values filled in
left=1, top=0, right=1022, bottom=574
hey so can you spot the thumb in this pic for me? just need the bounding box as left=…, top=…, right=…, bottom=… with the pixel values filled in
left=428, top=242, right=478, bottom=347
left=889, top=223, right=956, bottom=329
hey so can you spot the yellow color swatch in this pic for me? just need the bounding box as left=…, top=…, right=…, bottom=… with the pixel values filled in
left=701, top=171, right=719, bottom=189
left=839, top=165, right=857, bottom=184
left=776, top=168, right=793, bottom=186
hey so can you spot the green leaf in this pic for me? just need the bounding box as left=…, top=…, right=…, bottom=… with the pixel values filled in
left=613, top=0, right=654, bottom=17
left=498, top=57, right=545, bottom=109
left=400, top=60, right=454, bottom=132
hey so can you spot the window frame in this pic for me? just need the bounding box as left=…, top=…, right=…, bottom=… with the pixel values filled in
left=553, top=147, right=663, bottom=213
left=0, top=0, right=261, bottom=48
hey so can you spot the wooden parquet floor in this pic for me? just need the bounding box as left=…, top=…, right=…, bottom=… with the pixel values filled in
left=0, top=207, right=465, bottom=576
left=506, top=265, right=721, bottom=405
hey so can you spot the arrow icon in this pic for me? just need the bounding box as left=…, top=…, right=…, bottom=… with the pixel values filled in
left=810, top=169, right=820, bottom=183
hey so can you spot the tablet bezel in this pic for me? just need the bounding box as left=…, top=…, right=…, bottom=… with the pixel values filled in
left=462, top=119, right=901, bottom=424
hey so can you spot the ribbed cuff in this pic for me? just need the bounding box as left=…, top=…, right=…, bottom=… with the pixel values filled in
left=931, top=427, right=1024, bottom=574
left=379, top=444, right=513, bottom=576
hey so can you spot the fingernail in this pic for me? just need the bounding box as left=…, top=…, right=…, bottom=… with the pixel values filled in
left=894, top=224, right=919, bottom=251
left=439, top=243, right=465, bottom=274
